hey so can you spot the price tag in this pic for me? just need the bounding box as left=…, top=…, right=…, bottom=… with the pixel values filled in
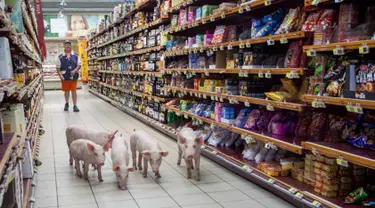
left=267, top=38, right=275, bottom=46
left=202, top=19, right=206, bottom=24
left=227, top=45, right=233, bottom=50
left=245, top=5, right=251, bottom=11
left=289, top=187, right=297, bottom=194
left=203, top=94, right=207, bottom=99
left=336, top=157, right=349, bottom=167
left=239, top=71, right=244, bottom=77
left=306, top=49, right=316, bottom=57
left=220, top=45, right=225, bottom=50
left=194, top=49, right=198, bottom=53
left=318, top=101, right=326, bottom=108
left=212, top=150, right=217, bottom=155
left=265, top=71, right=272, bottom=78
left=245, top=135, right=255, bottom=144
left=280, top=37, right=288, bottom=44
left=268, top=178, right=275, bottom=184
left=210, top=95, right=215, bottom=101
left=334, top=0, right=343, bottom=2
left=229, top=98, right=234, bottom=104
left=200, top=48, right=204, bottom=53
left=244, top=100, right=250, bottom=107
left=183, top=2, right=187, bottom=6
left=204, top=70, right=209, bottom=76
left=266, top=104, right=275, bottom=111
left=213, top=46, right=218, bottom=51
left=359, top=44, right=370, bottom=54
left=258, top=71, right=264, bottom=78
left=187, top=0, right=193, bottom=4
left=175, top=112, right=181, bottom=116
left=239, top=43, right=245, bottom=49
left=264, top=0, right=271, bottom=6
left=242, top=165, right=252, bottom=172
left=215, top=96, right=219, bottom=101
left=221, top=13, right=225, bottom=19
left=246, top=42, right=251, bottom=48
left=243, top=71, right=248, bottom=77
left=198, top=119, right=204, bottom=125
left=312, top=100, right=319, bottom=108
left=210, top=16, right=215, bottom=22
left=238, top=7, right=244, bottom=14
left=210, top=123, right=215, bottom=129
left=184, top=114, right=189, bottom=119
left=295, top=192, right=304, bottom=199
left=189, top=91, right=193, bottom=96
left=333, top=47, right=345, bottom=55
left=312, top=201, right=321, bottom=208
left=219, top=97, right=224, bottom=102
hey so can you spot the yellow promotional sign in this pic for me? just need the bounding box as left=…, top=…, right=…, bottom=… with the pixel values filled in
left=77, top=39, right=88, bottom=82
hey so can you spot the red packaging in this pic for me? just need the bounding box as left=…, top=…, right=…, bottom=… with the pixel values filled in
left=317, top=9, right=336, bottom=27
left=302, top=10, right=323, bottom=32
left=314, top=26, right=334, bottom=45
left=339, top=3, right=359, bottom=25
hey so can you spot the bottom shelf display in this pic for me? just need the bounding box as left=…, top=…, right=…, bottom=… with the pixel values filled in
left=89, top=90, right=375, bottom=208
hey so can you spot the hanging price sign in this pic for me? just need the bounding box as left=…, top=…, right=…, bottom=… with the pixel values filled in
left=267, top=38, right=275, bottom=46
left=306, top=49, right=316, bottom=57
left=280, top=37, right=288, bottom=44
left=242, top=165, right=252, bottom=173
left=336, top=157, right=349, bottom=167
left=221, top=13, right=225, bottom=19
left=333, top=46, right=345, bottom=55
left=359, top=44, right=370, bottom=54
left=244, top=100, right=250, bottom=107
left=266, top=104, right=275, bottom=111
left=238, top=7, right=244, bottom=14
left=246, top=42, right=251, bottom=48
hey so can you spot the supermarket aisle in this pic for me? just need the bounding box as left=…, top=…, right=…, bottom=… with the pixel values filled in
left=35, top=88, right=295, bottom=208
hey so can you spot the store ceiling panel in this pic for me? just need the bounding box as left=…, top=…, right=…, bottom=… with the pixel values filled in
left=41, top=0, right=124, bottom=12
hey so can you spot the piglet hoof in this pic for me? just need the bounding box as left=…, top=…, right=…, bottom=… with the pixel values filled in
left=196, top=176, right=201, bottom=181
left=142, top=173, right=147, bottom=178
left=187, top=175, right=192, bottom=179
left=134, top=166, right=138, bottom=170
left=155, top=173, right=161, bottom=178
left=83, top=176, right=89, bottom=180
left=76, top=173, right=82, bottom=178
left=98, top=178, right=103, bottom=182
left=177, top=161, right=181, bottom=166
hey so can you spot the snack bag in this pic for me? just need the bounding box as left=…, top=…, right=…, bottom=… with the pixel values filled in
left=275, top=7, right=300, bottom=34
left=212, top=26, right=228, bottom=44
left=317, top=9, right=336, bottom=27
left=324, top=115, right=346, bottom=142
left=345, top=187, right=368, bottom=204
left=308, top=112, right=328, bottom=141
left=302, top=10, right=323, bottom=32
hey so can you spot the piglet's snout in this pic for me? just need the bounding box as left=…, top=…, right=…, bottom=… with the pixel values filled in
left=152, top=168, right=158, bottom=172
left=98, top=162, right=104, bottom=166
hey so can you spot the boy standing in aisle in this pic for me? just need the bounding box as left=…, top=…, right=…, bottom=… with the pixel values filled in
left=56, top=40, right=81, bottom=112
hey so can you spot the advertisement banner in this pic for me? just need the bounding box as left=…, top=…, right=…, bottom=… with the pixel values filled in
left=34, top=0, right=46, bottom=58
left=77, top=39, right=88, bottom=82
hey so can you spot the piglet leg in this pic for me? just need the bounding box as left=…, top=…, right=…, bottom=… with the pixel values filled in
left=194, top=156, right=201, bottom=181
left=138, top=153, right=143, bottom=171
left=97, top=164, right=103, bottom=182
left=155, top=171, right=161, bottom=178
left=132, top=153, right=137, bottom=170
left=69, top=154, right=73, bottom=166
left=83, top=162, right=89, bottom=180
left=185, top=159, right=192, bottom=179
left=177, top=147, right=182, bottom=166
left=75, top=159, right=82, bottom=177
left=142, top=157, right=148, bottom=178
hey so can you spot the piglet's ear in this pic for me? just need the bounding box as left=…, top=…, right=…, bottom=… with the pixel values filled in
left=87, top=143, right=95, bottom=152
left=128, top=167, right=135, bottom=172
left=142, top=151, right=150, bottom=157
left=160, top=151, right=169, bottom=157
left=178, top=136, right=186, bottom=144
left=113, top=164, right=120, bottom=171
left=195, top=137, right=204, bottom=145
left=103, top=142, right=111, bottom=152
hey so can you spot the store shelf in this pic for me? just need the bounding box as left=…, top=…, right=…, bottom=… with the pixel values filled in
left=96, top=45, right=164, bottom=61
left=163, top=68, right=304, bottom=76
left=98, top=70, right=162, bottom=76
left=165, top=32, right=307, bottom=57
left=166, top=0, right=278, bottom=34
left=303, top=94, right=375, bottom=110
left=303, top=40, right=375, bottom=53
left=97, top=18, right=168, bottom=48
left=302, top=141, right=375, bottom=170
left=0, top=133, right=20, bottom=177
left=22, top=179, right=32, bottom=208
left=99, top=82, right=171, bottom=102
left=89, top=0, right=157, bottom=41
left=88, top=77, right=100, bottom=82
left=21, top=3, right=40, bottom=55
left=167, top=106, right=303, bottom=154
left=166, top=86, right=305, bottom=112
left=304, top=0, right=335, bottom=6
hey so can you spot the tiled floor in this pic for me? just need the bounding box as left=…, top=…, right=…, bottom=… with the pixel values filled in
left=36, top=89, right=295, bottom=208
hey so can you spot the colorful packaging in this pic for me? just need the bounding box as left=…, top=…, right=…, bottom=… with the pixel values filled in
left=212, top=26, right=227, bottom=44
left=302, top=10, right=323, bottom=32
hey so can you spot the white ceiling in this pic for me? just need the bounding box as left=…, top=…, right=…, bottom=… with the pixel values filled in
left=37, top=0, right=126, bottom=13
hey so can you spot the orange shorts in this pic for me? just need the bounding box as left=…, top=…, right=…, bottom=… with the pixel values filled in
left=61, top=80, right=78, bottom=92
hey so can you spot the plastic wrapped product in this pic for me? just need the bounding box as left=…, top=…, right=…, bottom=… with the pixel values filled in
left=275, top=148, right=287, bottom=161
left=264, top=148, right=277, bottom=162
left=257, top=111, right=274, bottom=131
left=307, top=112, right=328, bottom=141
left=284, top=41, right=302, bottom=68
left=212, top=26, right=228, bottom=44
left=243, top=142, right=262, bottom=161
left=295, top=111, right=312, bottom=138
left=203, top=103, right=215, bottom=118
left=255, top=145, right=269, bottom=164
left=317, top=9, right=336, bottom=27
left=275, top=7, right=300, bottom=34
left=196, top=125, right=213, bottom=142
left=244, top=109, right=262, bottom=130
left=302, top=10, right=323, bottom=32
left=345, top=187, right=368, bottom=204
left=324, top=115, right=346, bottom=143
left=234, top=108, right=252, bottom=128
left=225, top=132, right=240, bottom=147
left=235, top=137, right=245, bottom=148
left=195, top=7, right=202, bottom=21
left=207, top=127, right=231, bottom=147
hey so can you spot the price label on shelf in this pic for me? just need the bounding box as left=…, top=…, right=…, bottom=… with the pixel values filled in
left=245, top=135, right=255, bottom=144
left=311, top=0, right=320, bottom=5
left=246, top=42, right=251, bottom=48
left=267, top=178, right=275, bottom=184
left=210, top=123, right=215, bottom=129
left=267, top=38, right=275, bottom=46
left=198, top=119, right=204, bottom=125
left=265, top=71, right=272, bottom=78
left=312, top=201, right=321, bottom=208
left=242, top=165, right=252, bottom=172
left=215, top=96, right=219, bottom=101
left=243, top=71, right=248, bottom=77
left=210, top=95, right=215, bottom=101
left=220, top=45, right=225, bottom=51
left=175, top=112, right=181, bottom=116
left=359, top=44, right=370, bottom=54
left=221, top=13, right=225, bottom=19
left=238, top=71, right=244, bottom=77
left=202, top=19, right=206, bottom=24
left=244, top=100, right=250, bottom=107
left=229, top=98, right=234, bottom=104
left=239, top=42, right=245, bottom=49
left=266, top=104, right=275, bottom=111
left=203, top=94, right=207, bottom=99
left=194, top=49, right=198, bottom=54
left=245, top=5, right=251, bottom=11
left=183, top=2, right=187, bottom=6
left=336, top=157, right=349, bottom=167
left=187, top=0, right=193, bottom=4
left=184, top=114, right=189, bottom=119
left=194, top=22, right=199, bottom=27
left=295, top=192, right=304, bottom=199
left=227, top=45, right=233, bottom=50
left=311, top=100, right=319, bottom=108
left=264, top=0, right=271, bottom=6
left=280, top=37, right=288, bottom=44
left=210, top=16, right=215, bottom=22
left=334, top=0, right=343, bottom=3
left=219, top=97, right=224, bottom=102
left=238, top=7, right=244, bottom=14
left=258, top=71, right=264, bottom=78
left=306, top=49, right=316, bottom=57
left=213, top=46, right=218, bottom=51
left=200, top=48, right=204, bottom=53
left=289, top=187, right=297, bottom=194
left=333, top=47, right=345, bottom=55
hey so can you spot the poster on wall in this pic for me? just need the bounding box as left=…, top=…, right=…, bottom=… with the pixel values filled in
left=77, top=39, right=88, bottom=82
left=5, top=0, right=23, bottom=32
left=44, top=14, right=104, bottom=38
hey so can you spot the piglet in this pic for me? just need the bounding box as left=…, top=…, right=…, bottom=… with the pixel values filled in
left=69, top=139, right=110, bottom=182
left=130, top=130, right=168, bottom=178
left=177, top=127, right=204, bottom=181
left=111, top=136, right=134, bottom=190
left=66, top=125, right=118, bottom=166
